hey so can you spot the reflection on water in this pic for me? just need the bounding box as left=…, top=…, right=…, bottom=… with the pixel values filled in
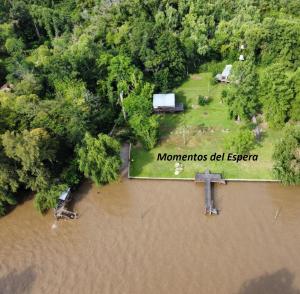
left=0, top=179, right=300, bottom=294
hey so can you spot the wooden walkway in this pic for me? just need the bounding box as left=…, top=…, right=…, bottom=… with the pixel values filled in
left=195, top=170, right=226, bottom=215
left=120, top=143, right=130, bottom=177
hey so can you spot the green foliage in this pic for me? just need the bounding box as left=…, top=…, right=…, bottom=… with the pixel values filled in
left=226, top=61, right=260, bottom=120
left=129, top=115, right=159, bottom=150
left=260, top=63, right=295, bottom=127
left=123, top=82, right=154, bottom=118
left=14, top=73, right=43, bottom=96
left=77, top=133, right=121, bottom=186
left=290, top=97, right=300, bottom=121
left=1, top=128, right=57, bottom=191
left=34, top=183, right=69, bottom=214
left=198, top=95, right=210, bottom=106
left=60, top=159, right=81, bottom=187
left=0, top=150, right=19, bottom=216
left=225, top=128, right=255, bottom=154
left=273, top=126, right=300, bottom=184
left=31, top=99, right=88, bottom=145
left=5, top=37, right=24, bottom=55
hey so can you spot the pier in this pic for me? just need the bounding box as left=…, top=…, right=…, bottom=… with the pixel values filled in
left=195, top=170, right=226, bottom=215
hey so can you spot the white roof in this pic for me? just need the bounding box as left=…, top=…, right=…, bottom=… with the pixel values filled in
left=153, top=93, right=175, bottom=108
left=221, top=65, right=232, bottom=78
left=59, top=188, right=71, bottom=201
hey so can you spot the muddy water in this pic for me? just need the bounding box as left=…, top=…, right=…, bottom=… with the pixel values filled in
left=0, top=179, right=300, bottom=294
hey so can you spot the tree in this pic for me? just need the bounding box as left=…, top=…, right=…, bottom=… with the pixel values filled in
left=34, top=183, right=69, bottom=214
left=123, top=81, right=154, bottom=118
left=226, top=61, right=260, bottom=120
left=129, top=114, right=159, bottom=150
left=260, top=64, right=295, bottom=127
left=273, top=126, right=300, bottom=185
left=77, top=133, right=121, bottom=186
left=0, top=149, right=19, bottom=216
left=225, top=128, right=255, bottom=154
left=13, top=73, right=43, bottom=96
left=32, top=99, right=88, bottom=145
left=290, top=97, right=300, bottom=122
left=1, top=128, right=57, bottom=191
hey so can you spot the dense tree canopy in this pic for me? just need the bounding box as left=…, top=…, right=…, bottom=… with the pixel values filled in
left=77, top=133, right=121, bottom=186
left=0, top=0, right=300, bottom=214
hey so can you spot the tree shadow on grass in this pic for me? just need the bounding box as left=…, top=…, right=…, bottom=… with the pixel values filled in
left=237, top=268, right=300, bottom=294
left=175, top=90, right=187, bottom=107
left=0, top=266, right=36, bottom=294
left=157, top=90, right=188, bottom=141
left=129, top=148, right=155, bottom=177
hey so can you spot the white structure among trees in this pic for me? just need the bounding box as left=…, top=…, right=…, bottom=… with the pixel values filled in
left=153, top=93, right=184, bottom=113
left=215, top=65, right=232, bottom=83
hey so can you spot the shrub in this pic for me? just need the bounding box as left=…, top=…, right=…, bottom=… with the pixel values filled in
left=225, top=128, right=255, bottom=154
left=198, top=95, right=210, bottom=106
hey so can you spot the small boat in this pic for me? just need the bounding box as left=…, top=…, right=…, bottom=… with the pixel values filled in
left=54, top=188, right=78, bottom=220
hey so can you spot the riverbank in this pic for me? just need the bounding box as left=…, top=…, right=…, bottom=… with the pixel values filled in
left=0, top=179, right=300, bottom=294
left=130, top=72, right=281, bottom=180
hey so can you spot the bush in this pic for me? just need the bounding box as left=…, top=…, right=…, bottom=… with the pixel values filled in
left=200, top=61, right=227, bottom=76
left=225, top=128, right=255, bottom=154
left=198, top=95, right=210, bottom=106
left=60, top=159, right=82, bottom=187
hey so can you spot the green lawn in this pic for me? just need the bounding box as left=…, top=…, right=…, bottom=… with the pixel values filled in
left=130, top=72, right=281, bottom=180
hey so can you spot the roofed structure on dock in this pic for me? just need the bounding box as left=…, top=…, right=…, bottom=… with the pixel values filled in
left=153, top=93, right=184, bottom=113
left=215, top=65, right=232, bottom=83
left=54, top=187, right=78, bottom=220
left=59, top=188, right=71, bottom=201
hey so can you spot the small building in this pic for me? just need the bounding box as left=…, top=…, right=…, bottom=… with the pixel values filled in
left=215, top=65, right=232, bottom=83
left=153, top=93, right=184, bottom=113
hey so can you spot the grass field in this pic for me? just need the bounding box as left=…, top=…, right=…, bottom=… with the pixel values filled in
left=130, top=72, right=281, bottom=180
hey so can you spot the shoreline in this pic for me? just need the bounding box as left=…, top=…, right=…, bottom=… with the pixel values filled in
left=127, top=175, right=281, bottom=183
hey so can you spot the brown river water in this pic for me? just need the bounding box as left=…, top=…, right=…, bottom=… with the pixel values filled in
left=0, top=179, right=300, bottom=294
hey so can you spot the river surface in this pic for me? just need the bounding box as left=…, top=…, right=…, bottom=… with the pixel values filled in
left=0, top=179, right=300, bottom=294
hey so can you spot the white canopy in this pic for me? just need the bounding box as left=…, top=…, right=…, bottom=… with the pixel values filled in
left=221, top=65, right=232, bottom=78
left=59, top=188, right=71, bottom=201
left=153, top=93, right=175, bottom=108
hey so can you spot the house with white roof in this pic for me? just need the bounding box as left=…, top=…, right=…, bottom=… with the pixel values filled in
left=153, top=93, right=184, bottom=113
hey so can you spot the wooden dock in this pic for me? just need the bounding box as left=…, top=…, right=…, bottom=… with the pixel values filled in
left=195, top=170, right=226, bottom=215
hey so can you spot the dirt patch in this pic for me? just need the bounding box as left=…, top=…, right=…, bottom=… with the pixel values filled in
left=190, top=74, right=202, bottom=80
